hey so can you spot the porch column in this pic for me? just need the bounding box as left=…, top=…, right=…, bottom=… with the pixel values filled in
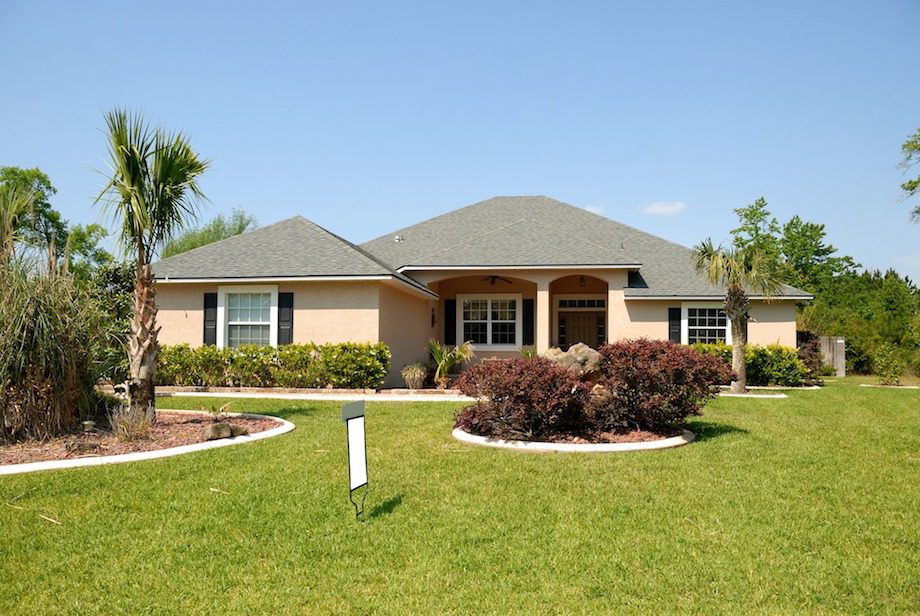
left=536, top=279, right=550, bottom=352
left=605, top=271, right=628, bottom=343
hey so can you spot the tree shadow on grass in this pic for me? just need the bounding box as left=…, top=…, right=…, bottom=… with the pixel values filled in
left=368, top=494, right=403, bottom=519
left=685, top=420, right=748, bottom=442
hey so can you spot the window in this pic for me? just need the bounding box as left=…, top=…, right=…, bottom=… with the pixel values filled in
left=685, top=306, right=729, bottom=344
left=557, top=298, right=605, bottom=309
left=227, top=293, right=271, bottom=347
left=457, top=294, right=521, bottom=348
left=216, top=285, right=278, bottom=348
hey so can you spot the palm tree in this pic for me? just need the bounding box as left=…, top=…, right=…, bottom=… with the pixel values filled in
left=692, top=239, right=784, bottom=393
left=96, top=109, right=209, bottom=415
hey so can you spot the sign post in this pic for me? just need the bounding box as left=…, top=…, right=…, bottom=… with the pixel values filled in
left=341, top=401, right=368, bottom=519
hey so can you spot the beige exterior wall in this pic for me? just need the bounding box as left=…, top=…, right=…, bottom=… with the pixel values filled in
left=287, top=281, right=379, bottom=344
left=747, top=301, right=798, bottom=347
left=156, top=282, right=214, bottom=347
left=621, top=300, right=677, bottom=340
left=378, top=283, right=435, bottom=387
left=156, top=280, right=381, bottom=348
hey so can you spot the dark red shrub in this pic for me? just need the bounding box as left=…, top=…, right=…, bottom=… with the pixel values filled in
left=455, top=357, right=589, bottom=440
left=592, top=339, right=734, bottom=432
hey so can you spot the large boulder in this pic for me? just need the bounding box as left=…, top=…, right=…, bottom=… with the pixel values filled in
left=544, top=343, right=602, bottom=381
left=202, top=422, right=232, bottom=441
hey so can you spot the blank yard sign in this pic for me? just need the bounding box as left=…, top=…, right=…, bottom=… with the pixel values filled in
left=341, top=401, right=368, bottom=517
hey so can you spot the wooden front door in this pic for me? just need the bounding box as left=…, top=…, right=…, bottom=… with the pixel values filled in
left=559, top=311, right=605, bottom=349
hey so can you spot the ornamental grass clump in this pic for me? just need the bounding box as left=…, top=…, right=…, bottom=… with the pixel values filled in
left=0, top=261, right=105, bottom=443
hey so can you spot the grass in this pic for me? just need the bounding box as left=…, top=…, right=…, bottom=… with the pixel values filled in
left=1, top=379, right=918, bottom=614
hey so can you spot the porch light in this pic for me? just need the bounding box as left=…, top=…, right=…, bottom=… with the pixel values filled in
left=431, top=307, right=437, bottom=328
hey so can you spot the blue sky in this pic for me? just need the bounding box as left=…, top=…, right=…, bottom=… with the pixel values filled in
left=2, top=1, right=918, bottom=278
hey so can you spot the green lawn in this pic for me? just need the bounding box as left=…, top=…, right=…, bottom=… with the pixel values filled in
left=1, top=379, right=918, bottom=614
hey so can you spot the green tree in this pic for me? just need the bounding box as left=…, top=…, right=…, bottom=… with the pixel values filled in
left=730, top=197, right=781, bottom=259
left=0, top=186, right=33, bottom=267
left=0, top=166, right=67, bottom=249
left=779, top=216, right=858, bottom=293
left=161, top=209, right=257, bottom=258
left=96, top=109, right=209, bottom=415
left=900, top=128, right=920, bottom=220
left=693, top=240, right=784, bottom=393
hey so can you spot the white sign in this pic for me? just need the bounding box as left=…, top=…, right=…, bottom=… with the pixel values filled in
left=342, top=401, right=368, bottom=493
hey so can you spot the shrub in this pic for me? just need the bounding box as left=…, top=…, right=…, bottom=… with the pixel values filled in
left=796, top=331, right=825, bottom=376
left=692, top=342, right=811, bottom=386
left=593, top=340, right=733, bottom=432
left=0, top=262, right=105, bottom=443
left=401, top=363, right=427, bottom=389
left=455, top=357, right=589, bottom=440
left=429, top=340, right=474, bottom=388
left=873, top=344, right=905, bottom=386
left=156, top=342, right=390, bottom=389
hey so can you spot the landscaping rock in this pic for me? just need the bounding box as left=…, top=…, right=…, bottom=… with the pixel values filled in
left=545, top=343, right=602, bottom=380
left=202, top=422, right=232, bottom=441
left=229, top=424, right=250, bottom=437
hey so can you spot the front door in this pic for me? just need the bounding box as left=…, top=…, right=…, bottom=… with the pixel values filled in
left=558, top=311, right=605, bottom=349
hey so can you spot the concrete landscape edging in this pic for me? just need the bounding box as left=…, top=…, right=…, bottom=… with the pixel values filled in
left=452, top=427, right=696, bottom=453
left=0, top=410, right=295, bottom=477
left=718, top=392, right=788, bottom=399
left=858, top=384, right=920, bottom=390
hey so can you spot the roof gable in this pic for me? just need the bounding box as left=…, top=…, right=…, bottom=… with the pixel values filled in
left=153, top=216, right=398, bottom=281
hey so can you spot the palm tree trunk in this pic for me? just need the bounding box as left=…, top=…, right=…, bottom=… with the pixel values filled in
left=730, top=315, right=747, bottom=393
left=127, top=261, right=159, bottom=417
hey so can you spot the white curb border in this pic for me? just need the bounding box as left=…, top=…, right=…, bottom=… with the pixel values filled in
left=0, top=410, right=294, bottom=477
left=719, top=385, right=821, bottom=391
left=719, top=392, right=788, bottom=399
left=859, top=384, right=920, bottom=390
left=159, top=391, right=474, bottom=402
left=452, top=428, right=696, bottom=453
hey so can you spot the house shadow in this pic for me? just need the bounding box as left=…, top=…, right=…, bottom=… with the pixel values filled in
left=368, top=494, right=403, bottom=519
left=684, top=420, right=748, bottom=442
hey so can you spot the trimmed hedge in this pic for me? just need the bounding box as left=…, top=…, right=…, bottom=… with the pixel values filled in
left=157, top=343, right=391, bottom=390
left=691, top=343, right=813, bottom=386
left=455, top=340, right=731, bottom=439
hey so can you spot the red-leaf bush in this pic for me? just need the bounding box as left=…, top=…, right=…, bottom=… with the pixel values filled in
left=455, top=357, right=589, bottom=440
left=591, top=339, right=733, bottom=432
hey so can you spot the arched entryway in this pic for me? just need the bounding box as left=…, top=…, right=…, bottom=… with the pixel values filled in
left=549, top=275, right=608, bottom=349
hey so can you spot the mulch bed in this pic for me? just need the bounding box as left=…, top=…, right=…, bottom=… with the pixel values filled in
left=0, top=412, right=281, bottom=466
left=516, top=428, right=683, bottom=445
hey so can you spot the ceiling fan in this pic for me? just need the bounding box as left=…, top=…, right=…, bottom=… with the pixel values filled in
left=482, top=275, right=513, bottom=286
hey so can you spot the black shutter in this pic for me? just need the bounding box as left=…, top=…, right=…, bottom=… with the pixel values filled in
left=668, top=307, right=681, bottom=343
left=444, top=299, right=456, bottom=345
left=203, top=293, right=217, bottom=345
left=523, top=299, right=535, bottom=346
left=278, top=292, right=294, bottom=345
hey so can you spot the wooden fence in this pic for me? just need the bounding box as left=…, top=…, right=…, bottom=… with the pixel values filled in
left=819, top=336, right=846, bottom=377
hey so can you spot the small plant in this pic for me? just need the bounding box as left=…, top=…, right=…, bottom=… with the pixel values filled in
left=400, top=363, right=427, bottom=389
left=201, top=402, right=233, bottom=422
left=874, top=344, right=905, bottom=386
left=519, top=348, right=538, bottom=359
left=109, top=404, right=155, bottom=441
left=428, top=340, right=474, bottom=389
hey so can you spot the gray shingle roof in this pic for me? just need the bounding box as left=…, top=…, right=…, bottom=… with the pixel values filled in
left=361, top=196, right=811, bottom=299
left=152, top=216, right=432, bottom=295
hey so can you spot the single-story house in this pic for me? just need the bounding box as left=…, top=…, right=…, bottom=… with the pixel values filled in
left=153, top=196, right=812, bottom=386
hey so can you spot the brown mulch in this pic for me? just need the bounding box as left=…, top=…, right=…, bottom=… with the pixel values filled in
left=0, top=412, right=282, bottom=466
left=529, top=428, right=684, bottom=444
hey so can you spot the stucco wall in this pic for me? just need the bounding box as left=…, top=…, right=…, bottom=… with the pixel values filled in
left=288, top=281, right=379, bottom=344
left=156, top=282, right=214, bottom=347
left=621, top=301, right=676, bottom=340
left=748, top=301, right=798, bottom=347
left=155, top=280, right=381, bottom=348
left=378, top=283, right=434, bottom=387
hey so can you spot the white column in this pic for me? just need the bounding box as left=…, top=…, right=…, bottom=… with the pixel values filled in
left=536, top=279, right=550, bottom=352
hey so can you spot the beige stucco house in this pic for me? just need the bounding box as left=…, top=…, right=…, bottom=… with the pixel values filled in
left=153, top=196, right=811, bottom=386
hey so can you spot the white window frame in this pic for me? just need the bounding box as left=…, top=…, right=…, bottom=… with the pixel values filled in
left=681, top=302, right=732, bottom=345
left=217, top=285, right=279, bottom=348
left=456, top=293, right=523, bottom=351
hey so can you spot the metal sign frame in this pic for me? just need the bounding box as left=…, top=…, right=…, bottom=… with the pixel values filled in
left=341, top=400, right=368, bottom=519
